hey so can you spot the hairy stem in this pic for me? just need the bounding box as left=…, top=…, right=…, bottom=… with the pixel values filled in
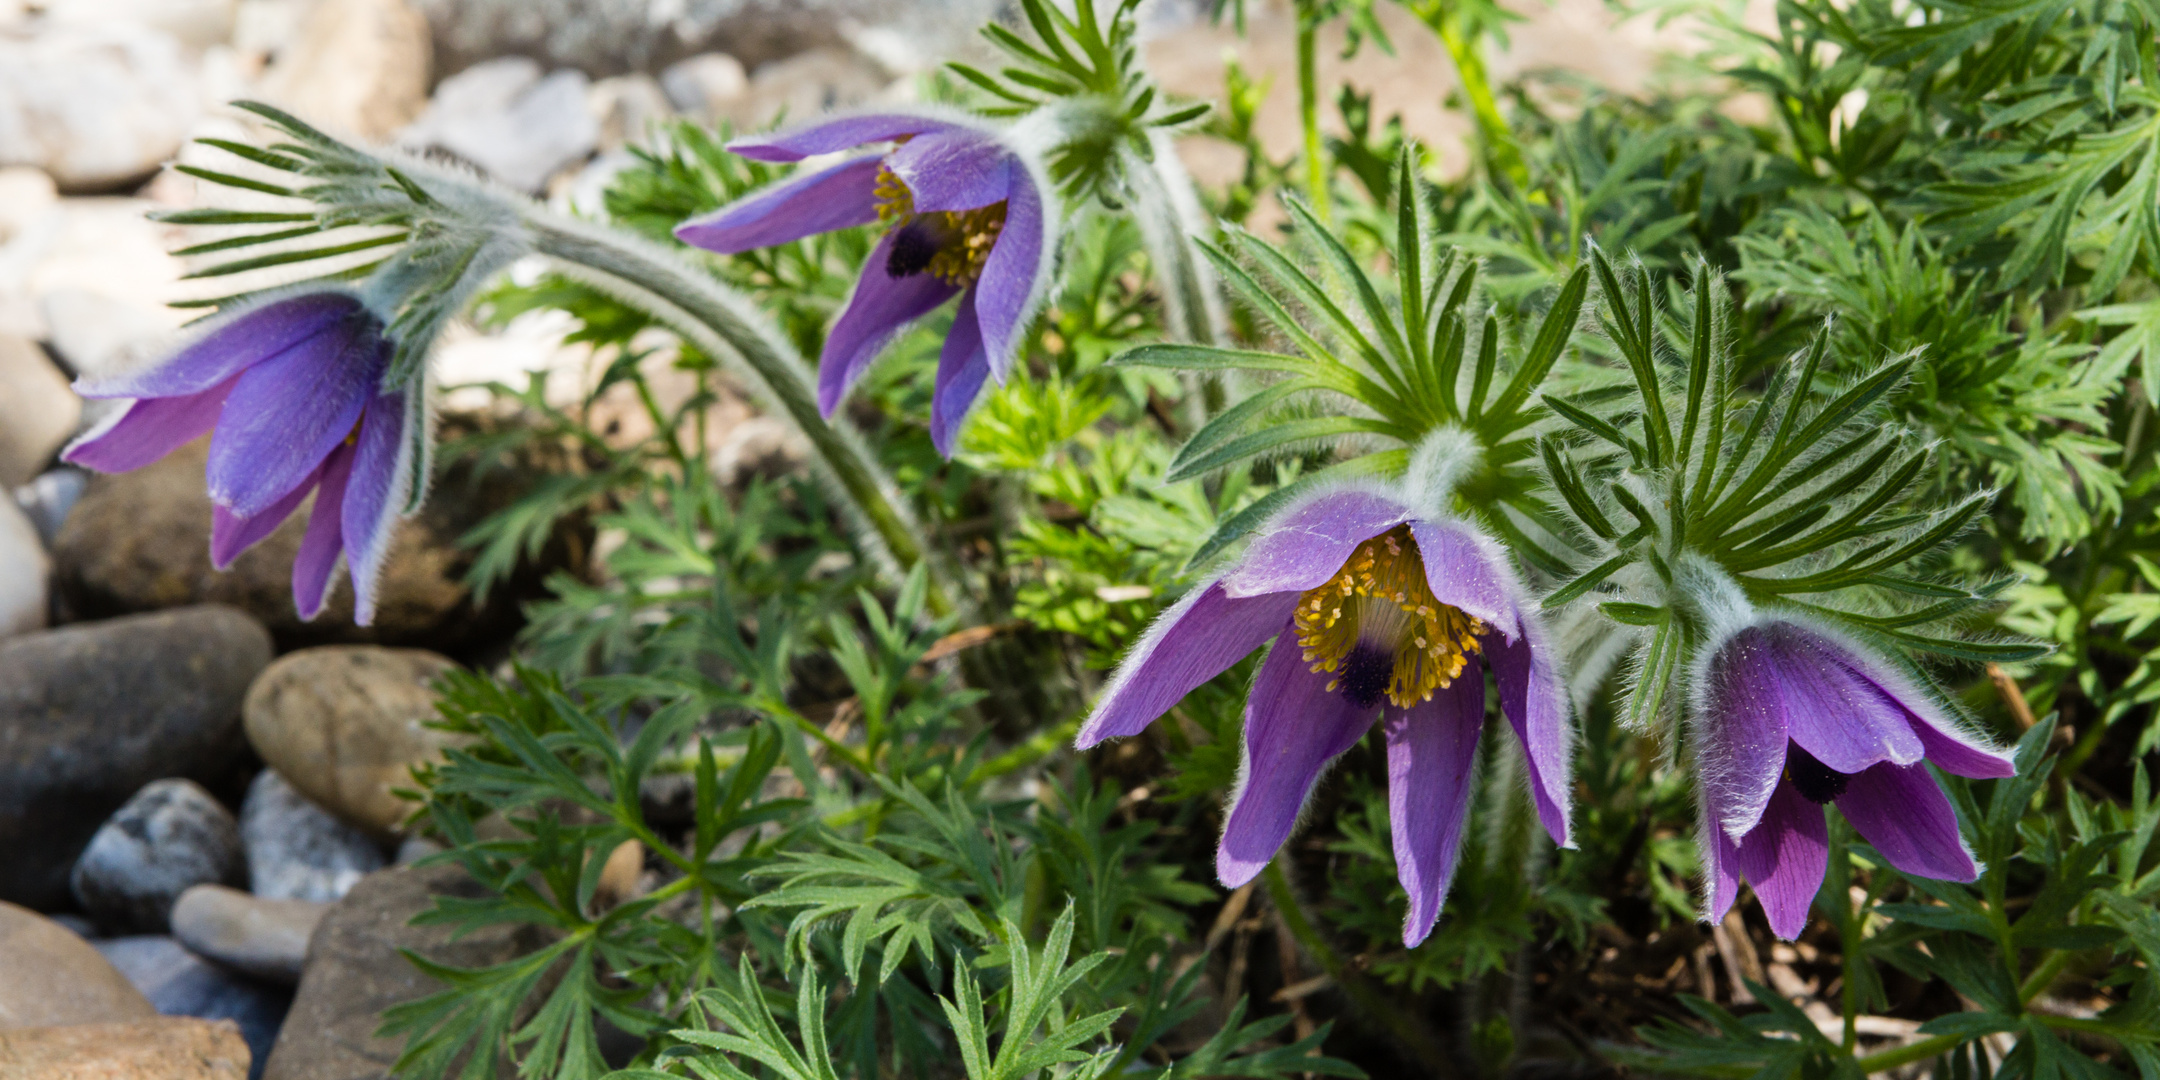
left=1262, top=859, right=1453, bottom=1074
left=1410, top=2, right=1527, bottom=188
left=519, top=210, right=950, bottom=614
left=1296, top=8, right=1330, bottom=222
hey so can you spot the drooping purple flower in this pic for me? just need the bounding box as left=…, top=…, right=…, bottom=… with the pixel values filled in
left=1076, top=486, right=1573, bottom=947
left=1694, top=620, right=2017, bottom=939
left=62, top=288, right=413, bottom=626
left=673, top=112, right=1054, bottom=456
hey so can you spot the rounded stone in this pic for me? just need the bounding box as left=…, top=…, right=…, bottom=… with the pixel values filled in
left=243, top=646, right=463, bottom=839
left=239, top=771, right=386, bottom=904
left=0, top=1016, right=249, bottom=1079
left=91, top=935, right=290, bottom=1071
left=71, top=779, right=245, bottom=935
left=0, top=497, right=48, bottom=640
left=0, top=334, right=80, bottom=490
left=0, top=900, right=157, bottom=1029
left=171, top=885, right=328, bottom=987
left=0, top=605, right=271, bottom=910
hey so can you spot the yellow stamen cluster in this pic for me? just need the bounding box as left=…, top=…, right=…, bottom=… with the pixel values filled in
left=871, top=165, right=1007, bottom=286
left=1293, top=525, right=1485, bottom=708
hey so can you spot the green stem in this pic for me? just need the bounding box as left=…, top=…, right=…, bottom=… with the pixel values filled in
left=519, top=210, right=950, bottom=615
left=1412, top=3, right=1527, bottom=189
left=1296, top=10, right=1330, bottom=222
left=1124, top=137, right=1220, bottom=347
left=2019, top=947, right=2072, bottom=1004
left=1855, top=1033, right=1963, bottom=1074
left=967, top=714, right=1081, bottom=786
left=1262, top=859, right=1452, bottom=1074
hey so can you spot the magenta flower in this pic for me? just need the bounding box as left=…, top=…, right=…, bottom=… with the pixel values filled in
left=1076, top=487, right=1572, bottom=946
left=674, top=112, right=1054, bottom=456
left=62, top=289, right=412, bottom=625
left=1695, top=620, right=2017, bottom=939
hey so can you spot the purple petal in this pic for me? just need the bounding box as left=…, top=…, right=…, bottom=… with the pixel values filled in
left=886, top=128, right=1014, bottom=213
left=1409, top=518, right=1523, bottom=642
left=1701, top=807, right=1742, bottom=925
left=1836, top=762, right=1978, bottom=882
left=726, top=113, right=961, bottom=162
left=1700, top=626, right=1793, bottom=841
left=817, top=229, right=960, bottom=416
left=1488, top=626, right=1572, bottom=847
left=293, top=440, right=354, bottom=619
left=1730, top=779, right=1829, bottom=940
left=1217, top=641, right=1380, bottom=887
left=75, top=292, right=362, bottom=399
left=1385, top=674, right=1486, bottom=947
left=929, top=289, right=990, bottom=458
left=340, top=393, right=406, bottom=627
left=1831, top=648, right=2017, bottom=779
left=62, top=378, right=237, bottom=473
left=1220, top=489, right=1410, bottom=598
left=1077, top=582, right=1299, bottom=747
left=205, top=312, right=384, bottom=518
left=971, top=158, right=1046, bottom=382
left=674, top=156, right=884, bottom=254
left=210, top=466, right=320, bottom=569
left=1761, top=624, right=1926, bottom=775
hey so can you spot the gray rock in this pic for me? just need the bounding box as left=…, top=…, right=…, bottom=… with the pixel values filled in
left=171, top=884, right=328, bottom=986
left=0, top=24, right=203, bottom=191
left=240, top=770, right=386, bottom=903
left=72, top=779, right=246, bottom=934
left=97, top=934, right=293, bottom=1077
left=263, top=863, right=556, bottom=1080
left=0, top=605, right=272, bottom=910
left=588, top=72, right=672, bottom=153
left=0, top=335, right=79, bottom=488
left=412, top=0, right=997, bottom=79
left=400, top=57, right=596, bottom=191
left=729, top=45, right=891, bottom=130
left=12, top=466, right=88, bottom=546
left=0, top=497, right=46, bottom=639
left=0, top=899, right=157, bottom=1029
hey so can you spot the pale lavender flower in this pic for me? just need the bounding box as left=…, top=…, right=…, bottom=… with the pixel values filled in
left=62, top=289, right=412, bottom=625
left=1695, top=620, right=2017, bottom=939
left=1076, top=487, right=1573, bottom=946
left=673, top=112, right=1054, bottom=456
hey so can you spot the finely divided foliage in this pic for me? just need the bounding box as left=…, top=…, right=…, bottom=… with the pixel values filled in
left=100, top=0, right=2160, bottom=1075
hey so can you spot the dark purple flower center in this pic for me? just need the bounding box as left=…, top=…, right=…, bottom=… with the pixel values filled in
left=1785, top=744, right=1849, bottom=804
left=886, top=218, right=952, bottom=279
left=1336, top=644, right=1395, bottom=709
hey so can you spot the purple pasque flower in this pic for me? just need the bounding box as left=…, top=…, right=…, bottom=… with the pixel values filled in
left=1076, top=486, right=1573, bottom=947
left=1694, top=619, right=2017, bottom=939
left=62, top=288, right=413, bottom=626
left=673, top=112, right=1054, bottom=456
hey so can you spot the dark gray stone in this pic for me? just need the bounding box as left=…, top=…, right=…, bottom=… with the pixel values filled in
left=13, top=466, right=88, bottom=547
left=96, top=934, right=293, bottom=1080
left=72, top=779, right=245, bottom=934
left=241, top=770, right=387, bottom=903
left=0, top=605, right=271, bottom=910
left=263, top=863, right=557, bottom=1080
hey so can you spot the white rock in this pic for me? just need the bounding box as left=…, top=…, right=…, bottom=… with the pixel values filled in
left=239, top=769, right=385, bottom=903
left=255, top=0, right=432, bottom=141
left=41, top=288, right=178, bottom=383
left=0, top=24, right=204, bottom=191
left=1, top=197, right=185, bottom=357
left=728, top=46, right=894, bottom=130
left=713, top=415, right=809, bottom=487
left=0, top=496, right=47, bottom=639
left=658, top=52, right=747, bottom=118
left=431, top=304, right=594, bottom=413
left=401, top=58, right=597, bottom=192
left=39, top=0, right=240, bottom=51
left=588, top=73, right=672, bottom=154
left=0, top=334, right=78, bottom=488
left=0, top=166, right=55, bottom=245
